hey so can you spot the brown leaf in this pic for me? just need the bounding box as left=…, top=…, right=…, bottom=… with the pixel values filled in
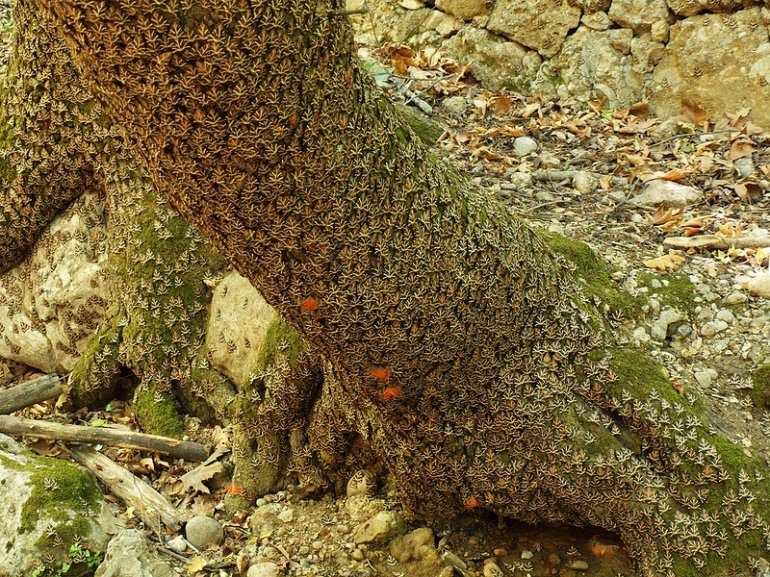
left=180, top=461, right=223, bottom=494
left=681, top=100, right=709, bottom=124
left=650, top=206, right=684, bottom=226
left=643, top=254, right=686, bottom=271
left=491, top=95, right=513, bottom=116
left=728, top=139, right=755, bottom=161
left=733, top=182, right=749, bottom=202
left=617, top=119, right=658, bottom=134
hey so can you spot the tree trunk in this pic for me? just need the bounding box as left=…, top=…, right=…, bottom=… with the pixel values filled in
left=2, top=0, right=769, bottom=574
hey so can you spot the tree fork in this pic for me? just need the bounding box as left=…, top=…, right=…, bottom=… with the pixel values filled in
left=25, top=0, right=770, bottom=574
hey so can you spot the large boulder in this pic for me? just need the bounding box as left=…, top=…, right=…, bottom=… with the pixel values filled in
left=440, top=27, right=542, bottom=90
left=650, top=8, right=770, bottom=127
left=0, top=191, right=108, bottom=373
left=532, top=25, right=644, bottom=107
left=486, top=0, right=581, bottom=58
left=0, top=434, right=109, bottom=577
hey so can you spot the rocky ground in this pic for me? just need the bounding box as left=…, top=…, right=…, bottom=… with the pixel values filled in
left=2, top=43, right=770, bottom=577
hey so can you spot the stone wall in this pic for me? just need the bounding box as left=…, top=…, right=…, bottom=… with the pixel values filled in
left=350, top=0, right=770, bottom=126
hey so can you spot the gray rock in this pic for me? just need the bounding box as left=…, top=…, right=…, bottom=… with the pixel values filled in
left=651, top=308, right=685, bottom=341
left=96, top=530, right=173, bottom=577
left=701, top=319, right=729, bottom=337
left=0, top=437, right=108, bottom=577
left=441, top=96, right=468, bottom=116
left=630, top=180, right=703, bottom=207
left=521, top=549, right=534, bottom=559
left=715, top=309, right=735, bottom=324
left=277, top=507, right=294, bottom=523
left=185, top=515, right=224, bottom=549
left=352, top=511, right=407, bottom=544
left=735, top=156, right=755, bottom=178
left=724, top=292, right=749, bottom=305
left=507, top=171, right=534, bottom=189
left=570, top=559, right=590, bottom=570
left=694, top=368, right=717, bottom=388
left=247, top=562, right=281, bottom=577
left=513, top=136, right=539, bottom=156
left=748, top=273, right=770, bottom=299
left=165, top=535, right=188, bottom=553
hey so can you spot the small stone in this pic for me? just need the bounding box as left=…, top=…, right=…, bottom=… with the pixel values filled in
left=701, top=319, right=729, bottom=337
left=520, top=549, right=534, bottom=560
left=630, top=180, right=703, bottom=207
left=650, top=20, right=669, bottom=42
left=493, top=548, right=507, bottom=556
left=247, top=561, right=280, bottom=577
left=442, top=551, right=468, bottom=571
left=277, top=508, right=294, bottom=523
left=166, top=535, right=188, bottom=553
left=513, top=136, right=539, bottom=156
left=581, top=11, right=610, bottom=30
left=715, top=309, right=735, bottom=324
left=651, top=308, right=685, bottom=341
left=748, top=273, right=770, bottom=299
left=694, top=368, right=717, bottom=388
left=185, top=516, right=224, bottom=549
left=438, top=567, right=455, bottom=577
left=572, top=171, right=598, bottom=194
left=724, top=292, right=748, bottom=305
left=546, top=553, right=561, bottom=566
left=351, top=549, right=365, bottom=561
left=442, top=96, right=468, bottom=116
left=312, top=540, right=323, bottom=550
left=483, top=560, right=504, bottom=577
left=507, top=171, right=534, bottom=189
left=734, top=157, right=755, bottom=178
left=352, top=511, right=407, bottom=544
left=390, top=527, right=436, bottom=563
left=571, top=559, right=589, bottom=570
left=399, top=0, right=425, bottom=8
left=256, top=498, right=267, bottom=507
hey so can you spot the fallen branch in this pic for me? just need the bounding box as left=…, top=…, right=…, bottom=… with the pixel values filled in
left=663, top=234, right=770, bottom=250
left=0, top=414, right=208, bottom=461
left=0, top=374, right=63, bottom=414
left=68, top=444, right=183, bottom=530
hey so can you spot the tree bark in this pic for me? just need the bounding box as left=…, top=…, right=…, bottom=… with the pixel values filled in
left=3, top=0, right=769, bottom=574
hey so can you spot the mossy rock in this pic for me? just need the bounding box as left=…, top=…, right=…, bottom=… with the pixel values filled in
left=748, top=362, right=770, bottom=409
left=0, top=435, right=108, bottom=577
left=636, top=270, right=696, bottom=312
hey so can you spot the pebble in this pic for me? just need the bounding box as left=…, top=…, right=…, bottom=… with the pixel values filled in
left=165, top=535, right=188, bottom=553
left=246, top=562, right=280, bottom=577
left=521, top=549, right=534, bottom=560
left=185, top=515, right=224, bottom=549
left=651, top=308, right=685, bottom=341
left=748, top=273, right=770, bottom=299
left=507, top=171, right=534, bottom=189
left=570, top=560, right=589, bottom=570
left=256, top=498, right=267, bottom=507
left=734, top=156, right=755, bottom=178
left=390, top=527, right=436, bottom=563
left=546, top=553, right=561, bottom=566
left=351, top=548, right=365, bottom=561
left=278, top=508, right=294, bottom=523
left=442, top=96, right=467, bottom=116
left=442, top=551, right=468, bottom=571
left=715, top=309, right=735, bottom=324
left=572, top=171, right=598, bottom=194
left=724, top=292, right=748, bottom=305
left=513, top=136, right=539, bottom=156
left=630, top=180, right=703, bottom=207
left=438, top=568, right=455, bottom=577
left=701, top=319, right=729, bottom=337
left=694, top=368, right=718, bottom=388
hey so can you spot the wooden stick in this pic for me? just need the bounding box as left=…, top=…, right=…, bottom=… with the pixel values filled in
left=0, top=374, right=63, bottom=414
left=67, top=445, right=183, bottom=530
left=663, top=234, right=770, bottom=250
left=0, top=414, right=208, bottom=461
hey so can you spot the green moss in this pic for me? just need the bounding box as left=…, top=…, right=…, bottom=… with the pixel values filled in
left=257, top=317, right=304, bottom=371
left=132, top=385, right=185, bottom=437
left=747, top=363, right=770, bottom=408
left=540, top=231, right=642, bottom=320
left=636, top=271, right=695, bottom=311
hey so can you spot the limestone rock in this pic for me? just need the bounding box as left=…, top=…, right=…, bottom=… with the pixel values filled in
left=631, top=36, right=665, bottom=73
left=247, top=562, right=281, bottom=577
left=423, top=10, right=463, bottom=36
left=629, top=180, right=703, bottom=207
left=352, top=511, right=407, bottom=544
left=389, top=527, right=437, bottom=562
left=441, top=96, right=468, bottom=116
left=486, top=0, right=581, bottom=58
left=440, top=27, right=540, bottom=90
left=205, top=271, right=278, bottom=387
left=608, top=0, right=670, bottom=33
left=513, top=137, right=539, bottom=156
left=533, top=26, right=644, bottom=107
left=665, top=0, right=753, bottom=17
left=95, top=530, right=174, bottom=577
left=185, top=515, right=225, bottom=549
left=651, top=8, right=770, bottom=128
left=0, top=434, right=108, bottom=577
left=435, top=0, right=489, bottom=20
left=581, top=11, right=611, bottom=30
left=747, top=273, right=770, bottom=299
left=570, top=0, right=612, bottom=11
left=0, top=191, right=108, bottom=373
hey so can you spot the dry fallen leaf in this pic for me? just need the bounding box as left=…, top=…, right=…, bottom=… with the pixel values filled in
left=491, top=95, right=513, bottom=116
left=644, top=254, right=687, bottom=271
left=180, top=461, right=224, bottom=494
left=188, top=556, right=207, bottom=574
left=651, top=206, right=684, bottom=226
left=681, top=100, right=709, bottom=125
left=728, top=139, right=755, bottom=160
